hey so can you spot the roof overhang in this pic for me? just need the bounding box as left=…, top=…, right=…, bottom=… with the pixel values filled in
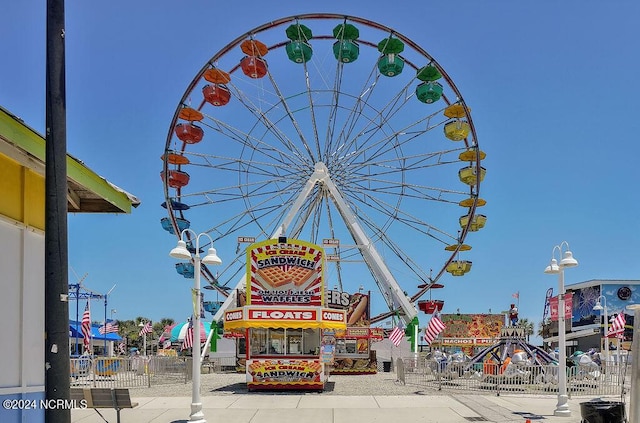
left=0, top=106, right=140, bottom=213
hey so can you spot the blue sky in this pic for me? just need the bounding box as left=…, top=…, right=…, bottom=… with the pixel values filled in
left=3, top=1, right=640, bottom=344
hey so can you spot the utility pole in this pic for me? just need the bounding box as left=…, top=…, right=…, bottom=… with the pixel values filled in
left=44, top=1, right=70, bottom=422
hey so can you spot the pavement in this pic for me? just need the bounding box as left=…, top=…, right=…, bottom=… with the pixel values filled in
left=70, top=393, right=629, bottom=423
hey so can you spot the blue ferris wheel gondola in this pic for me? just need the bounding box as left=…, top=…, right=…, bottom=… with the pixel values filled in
left=176, top=262, right=194, bottom=278
left=203, top=301, right=222, bottom=314
left=161, top=199, right=190, bottom=210
left=160, top=217, right=191, bottom=234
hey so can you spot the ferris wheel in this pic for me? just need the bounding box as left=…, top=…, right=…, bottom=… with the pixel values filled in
left=161, top=14, right=486, bottom=324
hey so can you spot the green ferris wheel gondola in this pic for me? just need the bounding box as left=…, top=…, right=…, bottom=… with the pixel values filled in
left=377, top=37, right=405, bottom=76
left=332, top=23, right=359, bottom=40
left=333, top=23, right=360, bottom=63
left=416, top=81, right=443, bottom=104
left=378, top=54, right=404, bottom=77
left=377, top=37, right=404, bottom=54
left=285, top=24, right=313, bottom=63
left=417, top=64, right=442, bottom=82
left=285, top=23, right=313, bottom=41
left=286, top=41, right=313, bottom=63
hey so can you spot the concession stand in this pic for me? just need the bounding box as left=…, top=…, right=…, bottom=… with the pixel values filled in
left=326, top=290, right=380, bottom=374
left=223, top=238, right=346, bottom=391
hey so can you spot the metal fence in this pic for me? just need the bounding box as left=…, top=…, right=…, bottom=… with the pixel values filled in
left=395, top=357, right=631, bottom=397
left=70, top=356, right=192, bottom=388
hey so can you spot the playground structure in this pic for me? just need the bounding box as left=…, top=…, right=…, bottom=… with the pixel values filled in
left=420, top=325, right=613, bottom=388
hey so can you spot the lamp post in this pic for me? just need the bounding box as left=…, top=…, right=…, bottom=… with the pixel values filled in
left=544, top=241, right=578, bottom=418
left=626, top=304, right=640, bottom=423
left=170, top=229, right=222, bottom=423
left=593, top=295, right=609, bottom=367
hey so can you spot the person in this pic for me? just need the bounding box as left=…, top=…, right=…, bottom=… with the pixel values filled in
left=509, top=303, right=518, bottom=326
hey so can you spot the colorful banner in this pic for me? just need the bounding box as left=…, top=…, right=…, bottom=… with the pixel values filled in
left=247, top=239, right=324, bottom=306
left=246, top=359, right=323, bottom=384
left=440, top=314, right=503, bottom=339
left=549, top=293, right=573, bottom=322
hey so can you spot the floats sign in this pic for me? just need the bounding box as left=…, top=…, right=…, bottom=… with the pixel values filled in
left=247, top=239, right=324, bottom=306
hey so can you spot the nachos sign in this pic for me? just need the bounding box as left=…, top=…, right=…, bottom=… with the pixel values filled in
left=247, top=239, right=325, bottom=306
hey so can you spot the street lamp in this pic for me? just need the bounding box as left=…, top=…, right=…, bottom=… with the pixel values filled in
left=170, top=229, right=222, bottom=423
left=593, top=295, right=609, bottom=366
left=544, top=241, right=578, bottom=418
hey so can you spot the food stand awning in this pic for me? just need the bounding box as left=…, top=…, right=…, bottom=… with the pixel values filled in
left=224, top=306, right=347, bottom=330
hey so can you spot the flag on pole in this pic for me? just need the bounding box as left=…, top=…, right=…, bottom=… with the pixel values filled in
left=389, top=320, right=405, bottom=347
left=607, top=313, right=626, bottom=338
left=118, top=342, right=126, bottom=355
left=81, top=302, right=92, bottom=352
left=512, top=292, right=519, bottom=299
left=139, top=321, right=153, bottom=336
left=182, top=319, right=194, bottom=350
left=424, top=313, right=445, bottom=345
left=98, top=320, right=119, bottom=334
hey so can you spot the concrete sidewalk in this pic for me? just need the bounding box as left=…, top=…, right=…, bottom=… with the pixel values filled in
left=70, top=393, right=627, bottom=423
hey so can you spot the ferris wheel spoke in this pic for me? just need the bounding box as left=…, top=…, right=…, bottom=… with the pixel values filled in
left=339, top=110, right=450, bottom=172
left=227, top=82, right=312, bottom=162
left=199, top=115, right=309, bottom=168
left=344, top=186, right=459, bottom=243
left=201, top=184, right=301, bottom=241
left=262, top=70, right=318, bottom=162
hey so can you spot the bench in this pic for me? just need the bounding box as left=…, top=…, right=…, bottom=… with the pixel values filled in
left=70, top=388, right=138, bottom=423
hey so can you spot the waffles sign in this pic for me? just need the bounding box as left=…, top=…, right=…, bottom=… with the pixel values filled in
left=247, top=239, right=324, bottom=306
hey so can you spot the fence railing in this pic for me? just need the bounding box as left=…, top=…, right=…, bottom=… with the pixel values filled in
left=70, top=356, right=193, bottom=388
left=395, top=357, right=631, bottom=397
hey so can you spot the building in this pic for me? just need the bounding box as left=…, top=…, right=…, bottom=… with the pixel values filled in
left=542, top=279, right=638, bottom=355
left=0, top=106, right=139, bottom=423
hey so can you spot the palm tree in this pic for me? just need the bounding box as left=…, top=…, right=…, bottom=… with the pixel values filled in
left=518, top=318, right=534, bottom=342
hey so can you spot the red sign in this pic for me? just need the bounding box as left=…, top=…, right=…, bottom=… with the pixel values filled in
left=249, top=308, right=317, bottom=321
left=549, top=293, right=573, bottom=321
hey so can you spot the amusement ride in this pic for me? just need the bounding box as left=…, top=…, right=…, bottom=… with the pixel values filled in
left=159, top=14, right=486, bottom=327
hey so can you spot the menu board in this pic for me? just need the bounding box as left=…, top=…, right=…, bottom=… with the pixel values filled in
left=247, top=239, right=324, bottom=306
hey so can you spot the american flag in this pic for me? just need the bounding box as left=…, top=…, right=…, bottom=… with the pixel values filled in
left=607, top=313, right=626, bottom=338
left=389, top=321, right=405, bottom=347
left=81, top=302, right=92, bottom=351
left=182, top=320, right=194, bottom=350
left=118, top=342, right=126, bottom=355
left=512, top=292, right=519, bottom=299
left=98, top=320, right=119, bottom=334
left=424, top=314, right=445, bottom=345
left=139, top=321, right=153, bottom=336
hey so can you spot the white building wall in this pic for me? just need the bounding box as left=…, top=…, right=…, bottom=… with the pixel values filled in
left=0, top=218, right=45, bottom=422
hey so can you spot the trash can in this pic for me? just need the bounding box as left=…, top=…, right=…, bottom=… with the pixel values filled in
left=382, top=361, right=392, bottom=372
left=580, top=400, right=626, bottom=423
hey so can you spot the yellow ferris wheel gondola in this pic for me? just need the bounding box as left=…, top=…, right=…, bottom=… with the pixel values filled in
left=459, top=214, right=487, bottom=232
left=446, top=260, right=472, bottom=276
left=444, top=120, right=471, bottom=141
left=459, top=197, right=487, bottom=208
left=444, top=243, right=472, bottom=251
left=443, top=103, right=471, bottom=118
left=459, top=149, right=486, bottom=162
left=459, top=166, right=486, bottom=186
